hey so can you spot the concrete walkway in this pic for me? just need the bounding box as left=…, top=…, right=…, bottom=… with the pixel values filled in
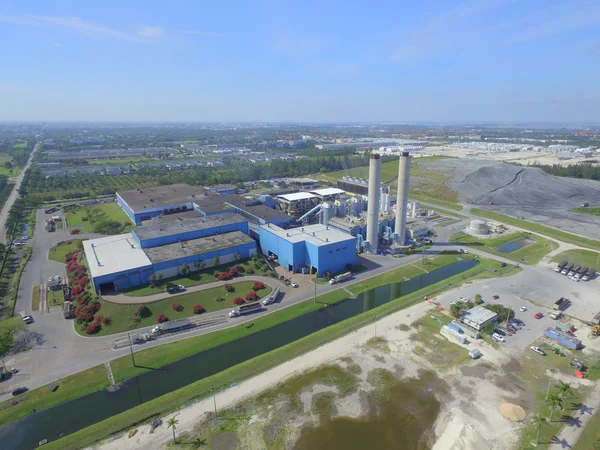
left=102, top=275, right=285, bottom=304
left=548, top=382, right=600, bottom=448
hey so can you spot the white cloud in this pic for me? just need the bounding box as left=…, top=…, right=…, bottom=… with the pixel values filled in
left=505, top=4, right=600, bottom=44
left=0, top=14, right=146, bottom=42
left=185, top=30, right=224, bottom=38
left=137, top=26, right=165, bottom=39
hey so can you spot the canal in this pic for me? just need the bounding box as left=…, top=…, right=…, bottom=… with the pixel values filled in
left=0, top=259, right=478, bottom=449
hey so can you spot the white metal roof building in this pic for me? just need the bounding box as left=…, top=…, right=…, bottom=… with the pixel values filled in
left=277, top=192, right=319, bottom=220
left=459, top=305, right=499, bottom=331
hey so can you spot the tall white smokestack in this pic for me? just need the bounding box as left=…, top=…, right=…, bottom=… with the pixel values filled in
left=367, top=154, right=382, bottom=253
left=395, top=151, right=411, bottom=243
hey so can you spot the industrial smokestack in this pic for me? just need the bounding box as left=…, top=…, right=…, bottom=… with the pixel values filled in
left=367, top=154, right=382, bottom=253
left=322, top=202, right=331, bottom=226
left=395, top=152, right=411, bottom=243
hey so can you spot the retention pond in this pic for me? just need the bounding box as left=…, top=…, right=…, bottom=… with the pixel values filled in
left=0, top=259, right=478, bottom=449
left=496, top=237, right=535, bottom=254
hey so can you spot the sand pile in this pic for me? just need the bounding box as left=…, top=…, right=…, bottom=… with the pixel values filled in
left=499, top=402, right=525, bottom=422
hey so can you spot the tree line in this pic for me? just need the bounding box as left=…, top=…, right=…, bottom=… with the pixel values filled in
left=526, top=162, right=600, bottom=181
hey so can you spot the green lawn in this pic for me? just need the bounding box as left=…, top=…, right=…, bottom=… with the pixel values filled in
left=91, top=281, right=271, bottom=336
left=120, top=259, right=274, bottom=297
left=47, top=288, right=65, bottom=307
left=470, top=208, right=600, bottom=251
left=0, top=154, right=21, bottom=177
left=48, top=240, right=83, bottom=263
left=42, top=253, right=517, bottom=450
left=31, top=285, right=40, bottom=311
left=573, top=402, right=600, bottom=449
left=571, top=207, right=600, bottom=216
left=0, top=365, right=109, bottom=426
left=449, top=231, right=558, bottom=265
left=550, top=249, right=600, bottom=272
left=64, top=202, right=134, bottom=234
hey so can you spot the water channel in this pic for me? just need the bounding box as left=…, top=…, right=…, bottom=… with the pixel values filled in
left=0, top=259, right=479, bottom=450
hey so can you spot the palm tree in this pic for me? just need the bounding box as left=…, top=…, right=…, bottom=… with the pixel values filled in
left=167, top=416, right=179, bottom=444
left=546, top=393, right=563, bottom=421
left=555, top=380, right=574, bottom=402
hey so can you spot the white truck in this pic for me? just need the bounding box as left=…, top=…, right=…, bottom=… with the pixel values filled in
left=229, top=302, right=262, bottom=318
left=262, top=287, right=280, bottom=306
left=328, top=272, right=352, bottom=285
left=151, top=318, right=190, bottom=335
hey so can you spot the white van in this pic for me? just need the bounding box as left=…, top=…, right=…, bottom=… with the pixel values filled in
left=492, top=333, right=505, bottom=343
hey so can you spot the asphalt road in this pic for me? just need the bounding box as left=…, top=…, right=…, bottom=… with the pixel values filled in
left=0, top=143, right=38, bottom=242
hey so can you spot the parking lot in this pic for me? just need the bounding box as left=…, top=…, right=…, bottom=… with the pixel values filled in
left=434, top=265, right=599, bottom=352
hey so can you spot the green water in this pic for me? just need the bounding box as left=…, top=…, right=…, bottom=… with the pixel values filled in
left=294, top=369, right=442, bottom=450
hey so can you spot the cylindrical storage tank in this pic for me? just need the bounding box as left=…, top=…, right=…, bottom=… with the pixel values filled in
left=367, top=154, right=382, bottom=253
left=322, top=202, right=331, bottom=226
left=395, top=152, right=411, bottom=242
left=469, top=219, right=488, bottom=234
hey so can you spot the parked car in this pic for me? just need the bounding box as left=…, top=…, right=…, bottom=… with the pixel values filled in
left=12, top=387, right=28, bottom=396
left=22, top=315, right=33, bottom=324
left=492, top=295, right=500, bottom=300
left=494, top=329, right=506, bottom=336
left=534, top=312, right=543, bottom=319
left=290, top=282, right=299, bottom=288
left=506, top=328, right=515, bottom=335
left=14, top=242, right=25, bottom=247
left=520, top=306, right=527, bottom=312
left=459, top=297, right=468, bottom=302
left=531, top=346, right=546, bottom=356
left=166, top=285, right=185, bottom=294
left=500, top=262, right=507, bottom=267
left=492, top=333, right=505, bottom=343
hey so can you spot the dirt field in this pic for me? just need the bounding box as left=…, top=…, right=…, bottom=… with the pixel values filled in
left=93, top=301, right=559, bottom=450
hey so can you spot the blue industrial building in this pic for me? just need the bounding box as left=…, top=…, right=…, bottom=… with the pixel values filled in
left=84, top=213, right=257, bottom=293
left=259, top=223, right=356, bottom=276
left=84, top=183, right=357, bottom=293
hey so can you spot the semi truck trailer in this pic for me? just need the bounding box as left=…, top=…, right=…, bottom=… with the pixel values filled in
left=329, top=272, right=353, bottom=285
left=151, top=318, right=190, bottom=335
left=554, top=297, right=569, bottom=310
left=229, top=302, right=262, bottom=318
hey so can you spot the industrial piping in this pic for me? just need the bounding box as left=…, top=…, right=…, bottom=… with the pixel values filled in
left=366, top=154, right=382, bottom=253
left=395, top=151, right=411, bottom=243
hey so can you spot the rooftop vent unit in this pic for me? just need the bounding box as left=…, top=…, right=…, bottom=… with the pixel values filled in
left=326, top=238, right=329, bottom=242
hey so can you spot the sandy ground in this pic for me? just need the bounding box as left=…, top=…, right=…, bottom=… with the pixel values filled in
left=90, top=300, right=528, bottom=450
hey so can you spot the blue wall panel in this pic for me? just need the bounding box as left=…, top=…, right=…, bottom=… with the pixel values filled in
left=116, top=194, right=137, bottom=224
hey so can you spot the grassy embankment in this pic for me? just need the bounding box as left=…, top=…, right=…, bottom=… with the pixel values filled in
left=48, top=240, right=83, bottom=263
left=31, top=285, right=40, bottom=311
left=571, top=207, right=600, bottom=216
left=94, top=281, right=271, bottom=336
left=64, top=202, right=135, bottom=233
left=550, top=249, right=600, bottom=272
left=37, top=254, right=520, bottom=450
left=470, top=208, right=600, bottom=251
left=311, top=158, right=463, bottom=211
left=449, top=231, right=558, bottom=265
left=120, top=259, right=274, bottom=297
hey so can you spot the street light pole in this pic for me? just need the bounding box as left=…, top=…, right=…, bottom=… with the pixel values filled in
left=127, top=332, right=136, bottom=367
left=314, top=275, right=317, bottom=304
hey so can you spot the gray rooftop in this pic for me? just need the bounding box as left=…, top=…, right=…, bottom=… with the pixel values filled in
left=143, top=231, right=255, bottom=263
left=141, top=210, right=204, bottom=226
left=462, top=305, right=498, bottom=325
left=118, top=183, right=213, bottom=211
left=134, top=214, right=247, bottom=241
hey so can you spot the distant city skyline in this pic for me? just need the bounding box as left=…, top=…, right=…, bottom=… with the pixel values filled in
left=1, top=0, right=599, bottom=123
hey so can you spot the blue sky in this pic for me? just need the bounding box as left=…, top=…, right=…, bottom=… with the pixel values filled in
left=0, top=0, right=599, bottom=123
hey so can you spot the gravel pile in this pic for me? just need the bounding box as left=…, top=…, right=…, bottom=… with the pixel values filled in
left=419, top=158, right=600, bottom=240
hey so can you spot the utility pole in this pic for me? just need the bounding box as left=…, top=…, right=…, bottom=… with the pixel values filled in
left=127, top=332, right=136, bottom=367
left=212, top=387, right=218, bottom=424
